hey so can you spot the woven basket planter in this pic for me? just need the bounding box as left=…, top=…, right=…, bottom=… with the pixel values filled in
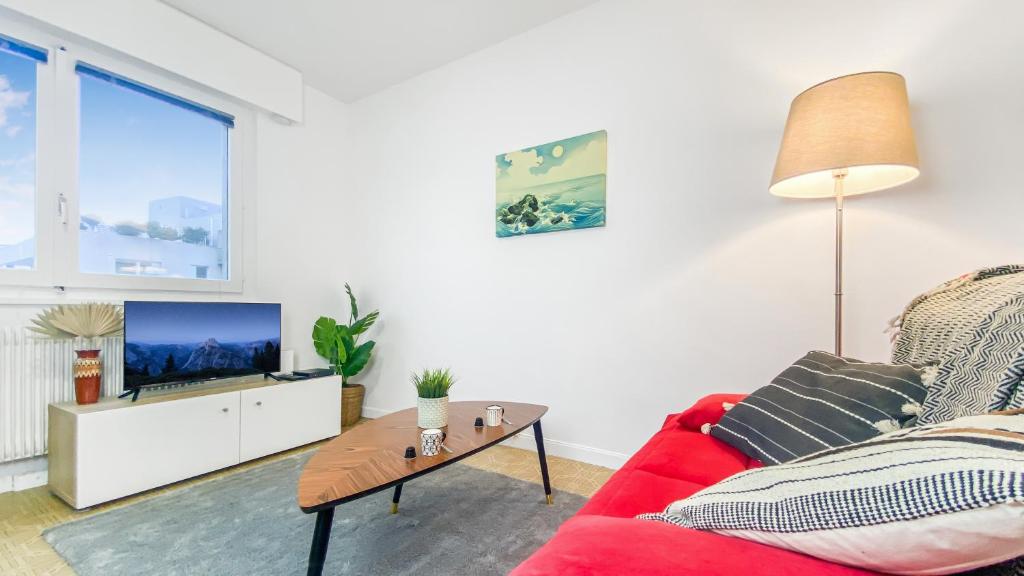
left=417, top=396, right=449, bottom=428
left=341, top=384, right=365, bottom=427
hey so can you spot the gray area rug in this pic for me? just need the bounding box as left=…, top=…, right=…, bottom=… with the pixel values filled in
left=44, top=452, right=584, bottom=575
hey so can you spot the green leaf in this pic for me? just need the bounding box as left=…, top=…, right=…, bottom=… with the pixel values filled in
left=334, top=332, right=348, bottom=363
left=342, top=340, right=375, bottom=378
left=312, top=317, right=338, bottom=361
left=349, top=310, right=379, bottom=336
left=345, top=283, right=358, bottom=324
left=410, top=367, right=456, bottom=398
left=336, top=325, right=355, bottom=357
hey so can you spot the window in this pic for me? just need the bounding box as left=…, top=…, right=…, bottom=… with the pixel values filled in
left=0, top=22, right=247, bottom=291
left=77, top=64, right=232, bottom=281
left=0, top=36, right=43, bottom=271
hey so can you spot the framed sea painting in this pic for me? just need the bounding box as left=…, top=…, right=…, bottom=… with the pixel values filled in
left=495, top=130, right=606, bottom=237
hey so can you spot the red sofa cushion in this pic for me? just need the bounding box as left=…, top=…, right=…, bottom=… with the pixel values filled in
left=511, top=394, right=878, bottom=575
left=511, top=515, right=876, bottom=576
left=576, top=468, right=705, bottom=518
left=676, top=392, right=748, bottom=431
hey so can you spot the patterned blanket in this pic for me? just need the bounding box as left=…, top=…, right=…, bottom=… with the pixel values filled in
left=889, top=265, right=1024, bottom=424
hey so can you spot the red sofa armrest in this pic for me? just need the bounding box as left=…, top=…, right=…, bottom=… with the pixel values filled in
left=675, top=393, right=748, bottom=432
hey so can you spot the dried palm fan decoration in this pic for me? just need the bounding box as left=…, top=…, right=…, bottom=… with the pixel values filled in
left=29, top=303, right=124, bottom=405
left=29, top=303, right=124, bottom=341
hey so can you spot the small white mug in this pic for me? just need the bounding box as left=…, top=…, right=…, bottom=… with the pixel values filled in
left=421, top=428, right=446, bottom=456
left=485, top=404, right=505, bottom=427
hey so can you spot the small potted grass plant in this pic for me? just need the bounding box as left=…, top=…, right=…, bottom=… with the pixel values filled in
left=412, top=368, right=455, bottom=428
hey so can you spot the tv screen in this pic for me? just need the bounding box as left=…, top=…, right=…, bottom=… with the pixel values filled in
left=123, top=301, right=281, bottom=390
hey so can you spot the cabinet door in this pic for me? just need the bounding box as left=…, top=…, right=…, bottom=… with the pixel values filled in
left=239, top=378, right=341, bottom=462
left=76, top=391, right=240, bottom=508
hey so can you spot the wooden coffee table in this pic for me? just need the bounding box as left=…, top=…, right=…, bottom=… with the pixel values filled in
left=297, top=400, right=551, bottom=576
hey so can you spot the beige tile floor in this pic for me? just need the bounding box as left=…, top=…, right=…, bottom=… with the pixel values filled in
left=0, top=419, right=615, bottom=576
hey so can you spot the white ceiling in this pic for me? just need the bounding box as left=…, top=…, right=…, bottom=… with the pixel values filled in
left=159, top=0, right=598, bottom=103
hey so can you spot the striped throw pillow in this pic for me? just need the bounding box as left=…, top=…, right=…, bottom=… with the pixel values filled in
left=641, top=414, right=1024, bottom=575
left=710, top=351, right=931, bottom=464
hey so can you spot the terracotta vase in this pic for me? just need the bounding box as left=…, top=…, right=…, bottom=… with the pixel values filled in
left=73, top=349, right=102, bottom=405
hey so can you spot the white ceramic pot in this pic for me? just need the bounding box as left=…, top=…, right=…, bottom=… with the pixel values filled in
left=417, top=396, right=449, bottom=428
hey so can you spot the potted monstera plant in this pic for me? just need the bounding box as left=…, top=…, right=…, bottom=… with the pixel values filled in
left=312, top=284, right=379, bottom=426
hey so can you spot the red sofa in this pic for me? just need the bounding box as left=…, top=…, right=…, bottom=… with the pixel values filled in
left=511, top=394, right=877, bottom=576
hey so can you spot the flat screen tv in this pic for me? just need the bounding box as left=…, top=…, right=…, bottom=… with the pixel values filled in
left=123, top=301, right=281, bottom=390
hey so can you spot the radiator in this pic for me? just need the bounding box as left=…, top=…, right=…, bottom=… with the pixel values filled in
left=0, top=328, right=122, bottom=463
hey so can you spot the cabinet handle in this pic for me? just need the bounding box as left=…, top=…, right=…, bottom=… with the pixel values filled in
left=256, top=401, right=263, bottom=407
left=221, top=407, right=229, bottom=413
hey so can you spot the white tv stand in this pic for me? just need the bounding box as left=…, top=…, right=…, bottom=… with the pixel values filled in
left=48, top=374, right=341, bottom=509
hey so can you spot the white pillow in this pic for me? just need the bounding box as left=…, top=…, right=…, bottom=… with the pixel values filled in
left=639, top=414, right=1024, bottom=575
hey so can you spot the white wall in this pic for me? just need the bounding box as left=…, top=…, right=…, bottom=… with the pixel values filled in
left=254, top=87, right=351, bottom=370
left=343, top=0, right=1024, bottom=466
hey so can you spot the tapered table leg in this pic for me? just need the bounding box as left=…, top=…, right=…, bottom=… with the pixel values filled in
left=391, top=483, right=404, bottom=514
left=306, top=507, right=335, bottom=576
left=533, top=420, right=553, bottom=505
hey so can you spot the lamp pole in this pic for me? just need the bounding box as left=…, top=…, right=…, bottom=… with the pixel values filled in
left=833, top=169, right=847, bottom=356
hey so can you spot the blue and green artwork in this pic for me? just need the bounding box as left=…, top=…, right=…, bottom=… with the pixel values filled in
left=496, top=130, right=606, bottom=237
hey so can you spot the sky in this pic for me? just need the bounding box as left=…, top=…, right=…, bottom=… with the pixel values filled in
left=79, top=72, right=228, bottom=226
left=0, top=44, right=229, bottom=247
left=496, top=129, right=607, bottom=194
left=125, top=302, right=280, bottom=344
left=0, top=50, right=36, bottom=245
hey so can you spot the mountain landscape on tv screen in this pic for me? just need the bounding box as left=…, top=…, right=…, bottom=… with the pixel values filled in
left=124, top=337, right=280, bottom=387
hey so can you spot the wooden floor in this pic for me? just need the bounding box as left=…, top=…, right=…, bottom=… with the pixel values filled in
left=0, top=418, right=615, bottom=576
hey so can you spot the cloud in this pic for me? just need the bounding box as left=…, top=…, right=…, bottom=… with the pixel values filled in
left=5, top=125, right=21, bottom=138
left=0, top=199, right=32, bottom=244
left=0, top=175, right=34, bottom=244
left=502, top=149, right=544, bottom=182
left=496, top=132, right=607, bottom=194
left=0, top=153, right=33, bottom=168
left=539, top=137, right=607, bottom=184
left=0, top=175, right=32, bottom=200
left=0, top=75, right=30, bottom=129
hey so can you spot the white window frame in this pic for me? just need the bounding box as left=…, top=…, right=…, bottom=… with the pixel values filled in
left=0, top=18, right=57, bottom=288
left=0, top=16, right=250, bottom=293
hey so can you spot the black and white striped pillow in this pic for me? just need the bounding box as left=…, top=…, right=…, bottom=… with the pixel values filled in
left=642, top=414, right=1024, bottom=575
left=710, top=351, right=932, bottom=465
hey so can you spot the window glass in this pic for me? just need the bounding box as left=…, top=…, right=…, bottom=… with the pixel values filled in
left=0, top=50, right=37, bottom=270
left=77, top=72, right=229, bottom=280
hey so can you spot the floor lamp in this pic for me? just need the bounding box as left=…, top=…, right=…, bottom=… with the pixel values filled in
left=769, top=72, right=920, bottom=356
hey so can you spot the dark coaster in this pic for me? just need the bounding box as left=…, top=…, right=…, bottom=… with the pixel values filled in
left=404, top=446, right=416, bottom=459
left=474, top=417, right=484, bottom=428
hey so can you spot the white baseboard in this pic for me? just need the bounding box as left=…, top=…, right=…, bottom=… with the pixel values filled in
left=0, top=456, right=49, bottom=493
left=360, top=405, right=627, bottom=470
left=12, top=470, right=47, bottom=491
left=360, top=406, right=394, bottom=419
left=500, top=431, right=627, bottom=469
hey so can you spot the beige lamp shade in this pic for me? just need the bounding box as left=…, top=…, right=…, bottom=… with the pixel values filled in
left=770, top=71, right=919, bottom=198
